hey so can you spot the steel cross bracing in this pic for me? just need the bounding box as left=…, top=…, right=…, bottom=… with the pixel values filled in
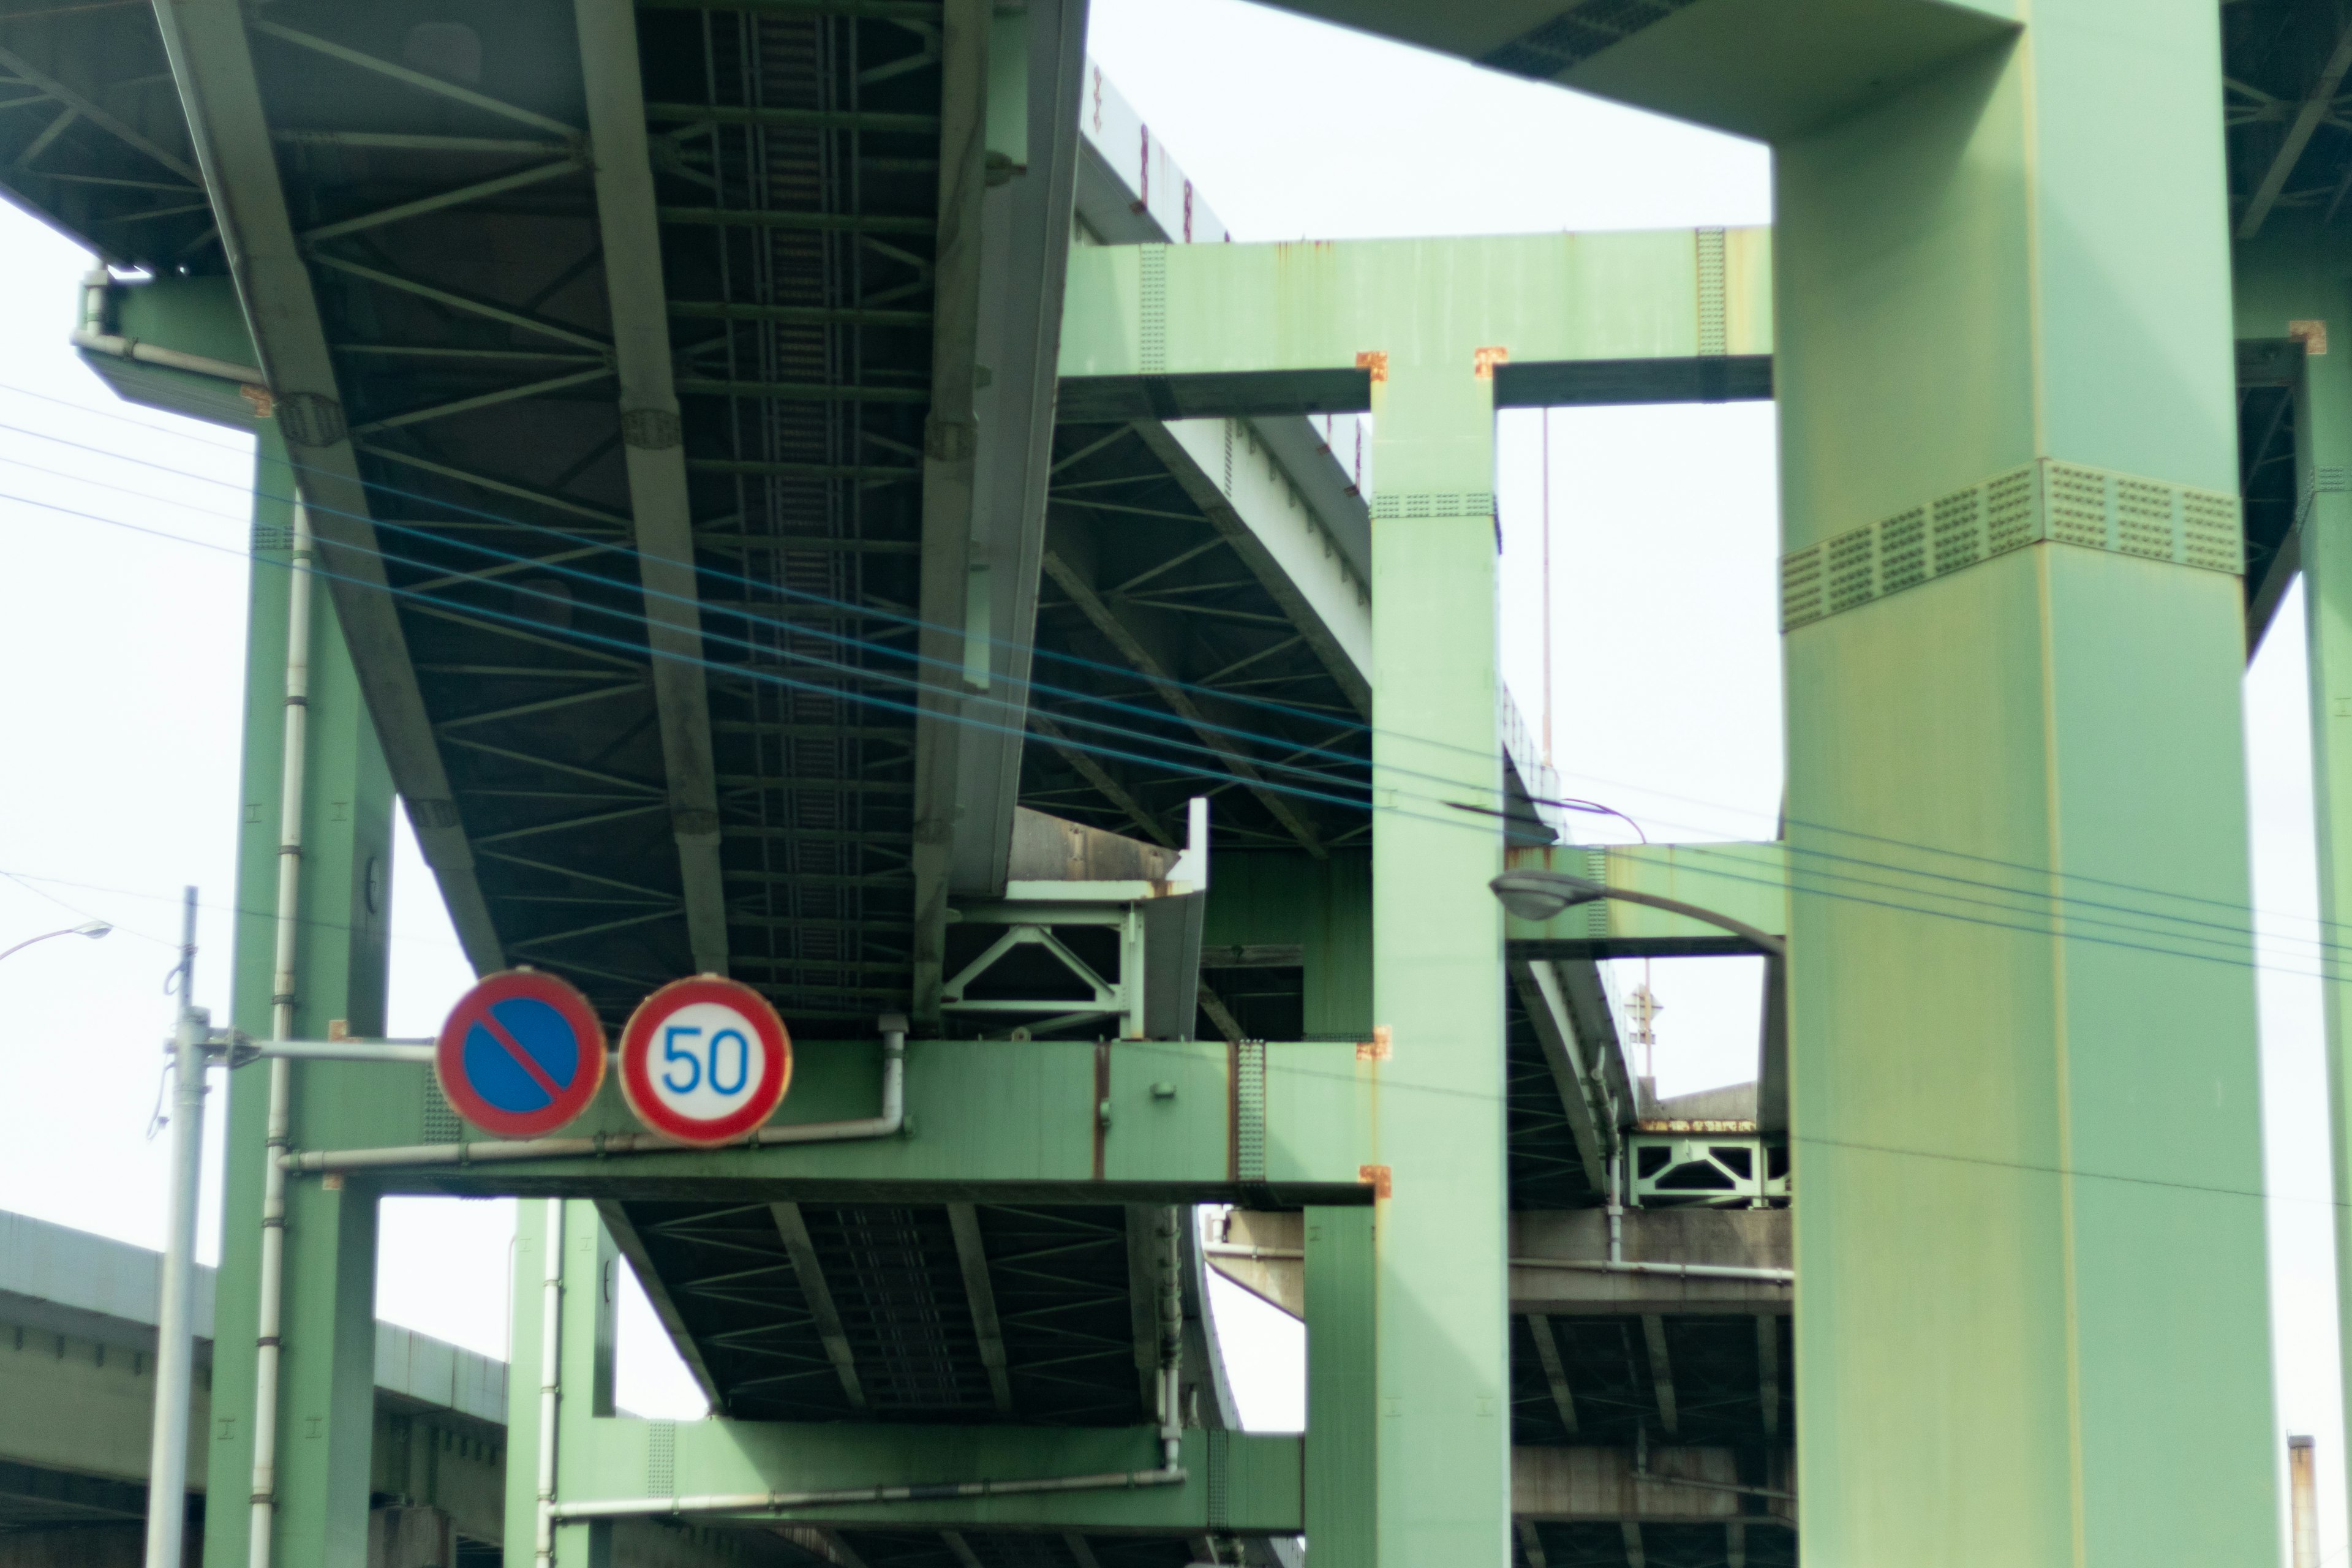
left=54, top=0, right=989, bottom=1025
left=605, top=1200, right=1156, bottom=1428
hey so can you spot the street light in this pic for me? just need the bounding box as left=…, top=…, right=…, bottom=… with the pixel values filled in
left=0, top=919, right=112, bottom=964
left=1489, top=868, right=1785, bottom=959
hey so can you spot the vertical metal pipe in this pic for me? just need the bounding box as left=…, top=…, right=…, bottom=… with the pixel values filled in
left=535, top=1199, right=565, bottom=1568
left=1606, top=1152, right=1624, bottom=1266
left=247, top=496, right=314, bottom=1568
left=2289, top=1435, right=2317, bottom=1568
left=1539, top=407, right=1551, bottom=764
left=143, top=888, right=206, bottom=1568
left=1153, top=1208, right=1183, bottom=1470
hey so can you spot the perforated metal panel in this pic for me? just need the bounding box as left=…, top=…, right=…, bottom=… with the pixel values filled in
left=1138, top=243, right=1167, bottom=374
left=420, top=1077, right=463, bottom=1144
left=1779, top=458, right=2244, bottom=630
left=647, top=1420, right=675, bottom=1496
left=1368, top=491, right=1495, bottom=520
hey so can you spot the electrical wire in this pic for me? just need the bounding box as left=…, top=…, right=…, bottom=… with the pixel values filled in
left=5, top=391, right=2349, bottom=976
left=6, top=464, right=2348, bottom=985
left=6, top=377, right=2346, bottom=965
left=9, top=375, right=2342, bottom=960
left=0, top=410, right=2304, bottom=967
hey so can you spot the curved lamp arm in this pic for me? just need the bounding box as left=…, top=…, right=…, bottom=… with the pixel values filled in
left=0, top=921, right=111, bottom=965
left=1489, top=869, right=1785, bottom=960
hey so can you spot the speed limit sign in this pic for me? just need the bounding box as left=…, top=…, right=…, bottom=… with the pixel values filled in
left=618, top=976, right=793, bottom=1146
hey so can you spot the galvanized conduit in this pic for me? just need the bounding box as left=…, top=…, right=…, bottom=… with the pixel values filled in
left=76, top=269, right=268, bottom=388
left=1513, top=1258, right=1793, bottom=1285
left=247, top=494, right=315, bottom=1568
left=282, top=1020, right=907, bottom=1174
left=1155, top=1207, right=1183, bottom=1471
left=1202, top=1249, right=1791, bottom=1286
left=546, top=1466, right=1187, bottom=1525
left=534, top=1198, right=564, bottom=1568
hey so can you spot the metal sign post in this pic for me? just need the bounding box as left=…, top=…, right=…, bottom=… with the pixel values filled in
left=143, top=886, right=207, bottom=1568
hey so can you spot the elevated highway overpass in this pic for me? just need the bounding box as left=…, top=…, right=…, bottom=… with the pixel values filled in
left=0, top=0, right=2314, bottom=1564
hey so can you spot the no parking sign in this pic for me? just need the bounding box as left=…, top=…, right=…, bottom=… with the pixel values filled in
left=434, top=969, right=607, bottom=1137
left=619, top=976, right=792, bottom=1146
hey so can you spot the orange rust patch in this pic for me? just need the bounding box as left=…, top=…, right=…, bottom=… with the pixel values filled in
left=1359, top=1163, right=1392, bottom=1199
left=1473, top=345, right=1510, bottom=379
left=1355, top=350, right=1388, bottom=384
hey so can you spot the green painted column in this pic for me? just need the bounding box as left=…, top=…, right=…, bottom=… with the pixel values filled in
left=1364, top=358, right=1508, bottom=1566
left=2236, top=216, right=2352, bottom=1537
left=1303, top=1205, right=1376, bottom=1564
left=1774, top=7, right=2278, bottom=1561
left=205, top=428, right=399, bottom=1568
left=506, top=1200, right=619, bottom=1568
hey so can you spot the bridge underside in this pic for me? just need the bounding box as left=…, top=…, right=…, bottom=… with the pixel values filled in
left=2, top=0, right=2317, bottom=1565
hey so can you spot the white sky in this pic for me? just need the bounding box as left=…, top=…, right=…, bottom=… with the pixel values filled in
left=0, top=0, right=2334, bottom=1557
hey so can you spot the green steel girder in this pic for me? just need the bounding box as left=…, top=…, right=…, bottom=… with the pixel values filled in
left=319, top=1038, right=1382, bottom=1204
left=555, top=1418, right=1301, bottom=1533
left=206, top=428, right=415, bottom=1568
left=1246, top=0, right=2016, bottom=143
left=1058, top=229, right=1773, bottom=412
left=2233, top=212, right=2352, bottom=1553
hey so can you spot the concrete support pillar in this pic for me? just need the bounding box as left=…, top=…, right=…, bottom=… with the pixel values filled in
left=505, top=1201, right=618, bottom=1568
left=204, top=427, right=398, bottom=1568
left=2237, top=217, right=2352, bottom=1539
left=1363, top=358, right=1509, bottom=1565
left=1774, top=7, right=2278, bottom=1560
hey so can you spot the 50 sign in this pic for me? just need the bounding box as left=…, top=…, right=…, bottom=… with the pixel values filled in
left=619, top=977, right=792, bottom=1145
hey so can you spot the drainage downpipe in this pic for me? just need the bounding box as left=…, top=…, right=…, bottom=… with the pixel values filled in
left=1513, top=1257, right=1793, bottom=1284
left=246, top=495, right=314, bottom=1568
left=546, top=1465, right=1186, bottom=1524
left=75, top=269, right=268, bottom=387
left=1155, top=1208, right=1183, bottom=1472
left=1201, top=1245, right=1791, bottom=1286
left=285, top=1014, right=908, bottom=1174
left=1607, top=1150, right=1624, bottom=1266
left=534, top=1198, right=564, bottom=1568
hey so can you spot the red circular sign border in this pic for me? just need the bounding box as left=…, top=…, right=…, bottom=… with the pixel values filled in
left=434, top=969, right=608, bottom=1139
left=619, top=977, right=793, bottom=1147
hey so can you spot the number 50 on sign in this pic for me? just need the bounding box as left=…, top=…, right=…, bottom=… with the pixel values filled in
left=618, top=976, right=793, bottom=1145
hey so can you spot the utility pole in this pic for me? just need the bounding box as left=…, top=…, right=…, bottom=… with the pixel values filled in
left=143, top=886, right=208, bottom=1568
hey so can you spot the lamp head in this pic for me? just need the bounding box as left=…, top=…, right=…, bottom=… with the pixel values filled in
left=1489, top=869, right=1608, bottom=923
left=72, top=921, right=110, bottom=939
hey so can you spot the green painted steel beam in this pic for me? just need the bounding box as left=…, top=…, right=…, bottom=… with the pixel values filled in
left=1058, top=228, right=1771, bottom=399
left=295, top=1036, right=1384, bottom=1204
left=1769, top=6, right=2280, bottom=1562
left=1244, top=0, right=2015, bottom=142
left=2233, top=214, right=2352, bottom=1549
left=554, top=1417, right=1301, bottom=1531
left=1303, top=1207, right=1375, bottom=1564
left=204, top=428, right=407, bottom=1568
left=1360, top=347, right=1511, bottom=1568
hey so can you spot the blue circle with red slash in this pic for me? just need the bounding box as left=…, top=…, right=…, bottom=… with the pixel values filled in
left=434, top=969, right=607, bottom=1138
